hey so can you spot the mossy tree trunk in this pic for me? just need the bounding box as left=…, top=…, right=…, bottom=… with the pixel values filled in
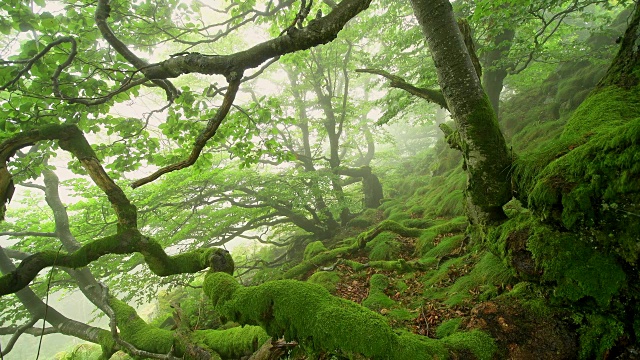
left=409, top=0, right=513, bottom=225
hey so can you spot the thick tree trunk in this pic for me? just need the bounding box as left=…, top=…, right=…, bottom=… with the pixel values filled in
left=409, top=0, right=512, bottom=224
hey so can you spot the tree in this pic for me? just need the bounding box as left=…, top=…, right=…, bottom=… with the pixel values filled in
left=407, top=0, right=512, bottom=224
left=0, top=0, right=374, bottom=357
left=1, top=0, right=639, bottom=358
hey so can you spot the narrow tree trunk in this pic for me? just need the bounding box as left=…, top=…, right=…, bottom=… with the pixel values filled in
left=409, top=0, right=512, bottom=224
left=482, top=29, right=515, bottom=116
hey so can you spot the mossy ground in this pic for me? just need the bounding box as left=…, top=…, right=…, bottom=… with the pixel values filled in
left=222, top=55, right=640, bottom=359
left=68, top=43, right=639, bottom=360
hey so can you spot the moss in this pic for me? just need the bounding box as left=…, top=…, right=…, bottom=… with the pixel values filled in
left=576, top=313, right=625, bottom=359
left=423, top=234, right=465, bottom=259
left=394, top=331, right=449, bottom=359
left=422, top=257, right=466, bottom=288
left=490, top=215, right=626, bottom=307
left=366, top=231, right=401, bottom=261
left=442, top=330, right=497, bottom=360
left=362, top=291, right=396, bottom=312
left=307, top=271, right=341, bottom=293
left=205, top=272, right=397, bottom=358
left=443, top=252, right=514, bottom=307
left=204, top=271, right=242, bottom=308
left=283, top=245, right=354, bottom=279
left=108, top=296, right=174, bottom=355
left=512, top=83, right=640, bottom=264
left=363, top=274, right=396, bottom=312
left=401, top=218, right=433, bottom=229
left=192, top=326, right=269, bottom=359
left=387, top=308, right=415, bottom=322
left=386, top=210, right=411, bottom=222
left=303, top=241, right=327, bottom=261
left=347, top=209, right=380, bottom=228
left=204, top=272, right=492, bottom=359
left=436, top=318, right=462, bottom=338
left=343, top=258, right=416, bottom=273
left=527, top=225, right=626, bottom=307
left=416, top=216, right=468, bottom=255
left=357, top=220, right=423, bottom=248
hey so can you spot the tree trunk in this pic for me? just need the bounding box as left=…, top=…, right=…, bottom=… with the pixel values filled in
left=482, top=29, right=515, bottom=116
left=409, top=0, right=512, bottom=224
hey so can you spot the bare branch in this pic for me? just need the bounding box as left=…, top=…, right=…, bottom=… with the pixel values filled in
left=356, top=68, right=448, bottom=109
left=132, top=78, right=241, bottom=188
left=0, top=231, right=57, bottom=238
left=0, top=37, right=76, bottom=91
left=95, top=0, right=179, bottom=100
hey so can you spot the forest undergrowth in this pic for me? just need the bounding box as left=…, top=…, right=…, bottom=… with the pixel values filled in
left=54, top=34, right=640, bottom=360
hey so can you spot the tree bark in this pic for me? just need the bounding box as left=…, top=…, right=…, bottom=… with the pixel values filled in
left=482, top=29, right=515, bottom=116
left=409, top=0, right=512, bottom=224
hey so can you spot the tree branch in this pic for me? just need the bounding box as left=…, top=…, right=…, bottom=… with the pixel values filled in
left=132, top=79, right=241, bottom=188
left=0, top=231, right=57, bottom=238
left=356, top=68, right=448, bottom=109
left=95, top=0, right=179, bottom=100
left=141, top=0, right=372, bottom=81
left=0, top=233, right=233, bottom=296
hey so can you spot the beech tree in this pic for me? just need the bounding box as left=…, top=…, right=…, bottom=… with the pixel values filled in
left=1, top=0, right=638, bottom=358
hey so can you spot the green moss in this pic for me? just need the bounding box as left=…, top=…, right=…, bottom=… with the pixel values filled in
left=205, top=273, right=397, bottom=358
left=203, top=271, right=242, bottom=308
left=576, top=313, right=625, bottom=359
left=308, top=271, right=341, bottom=293
left=416, top=216, right=468, bottom=255
left=204, top=272, right=494, bottom=359
left=512, top=83, right=640, bottom=264
left=422, top=257, right=465, bottom=288
left=527, top=228, right=626, bottom=307
left=387, top=210, right=411, bottom=222
left=423, top=234, right=465, bottom=259
left=442, top=330, right=497, bottom=360
left=347, top=209, right=380, bottom=228
left=108, top=296, right=174, bottom=354
left=367, top=231, right=401, bottom=261
left=362, top=291, right=396, bottom=312
left=363, top=274, right=396, bottom=311
left=283, top=245, right=354, bottom=279
left=357, top=220, right=423, bottom=248
left=303, top=241, right=327, bottom=261
left=436, top=318, right=462, bottom=338
left=387, top=308, right=415, bottom=322
left=490, top=214, right=626, bottom=307
left=443, top=252, right=514, bottom=307
left=401, top=218, right=433, bottom=229
left=394, top=331, right=449, bottom=359
left=192, top=326, right=269, bottom=359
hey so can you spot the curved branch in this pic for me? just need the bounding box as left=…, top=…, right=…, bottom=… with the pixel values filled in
left=132, top=78, right=241, bottom=188
left=356, top=68, right=448, bottom=109
left=0, top=233, right=233, bottom=296
left=0, top=124, right=137, bottom=230
left=0, top=317, right=52, bottom=357
left=142, top=0, right=372, bottom=81
left=95, top=0, right=178, bottom=100
left=0, top=37, right=76, bottom=91
left=0, top=248, right=115, bottom=353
